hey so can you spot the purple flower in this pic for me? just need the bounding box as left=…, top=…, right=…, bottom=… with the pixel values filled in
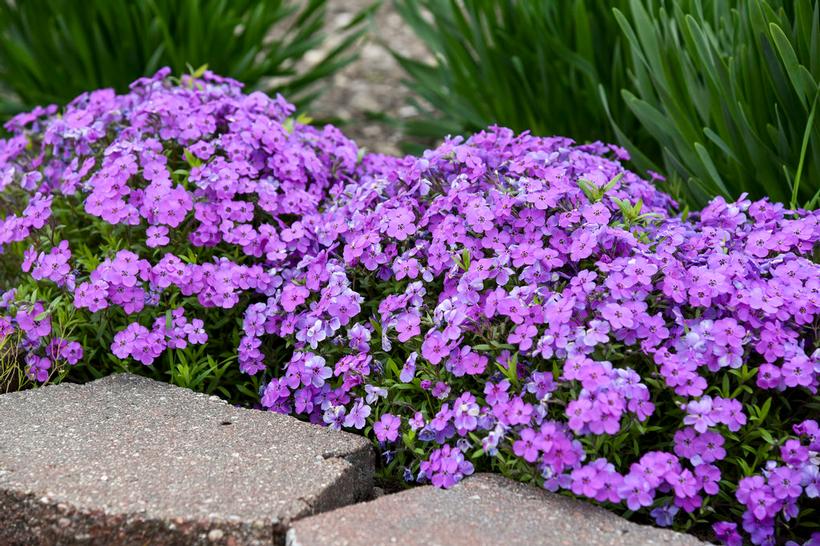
left=25, top=354, right=51, bottom=382
left=582, top=203, right=611, bottom=225
left=452, top=392, right=480, bottom=433
left=768, top=466, right=802, bottom=500
left=601, top=303, right=634, bottom=330
left=303, top=354, right=333, bottom=387
left=328, top=293, right=361, bottom=326
left=16, top=302, right=51, bottom=340
left=569, top=229, right=597, bottom=262
left=619, top=473, right=654, bottom=511
left=527, top=371, right=556, bottom=400
left=395, top=312, right=421, bottom=343
left=713, top=522, right=743, bottom=546
left=374, top=413, right=400, bottom=442
left=495, top=396, right=533, bottom=426
left=695, top=431, right=726, bottom=463
left=420, top=445, right=474, bottom=488
left=146, top=226, right=170, bottom=248
left=4, top=69, right=820, bottom=543
left=712, top=318, right=746, bottom=349
left=674, top=428, right=698, bottom=460
left=343, top=398, right=371, bottom=430
left=683, top=397, right=717, bottom=433
left=484, top=380, right=510, bottom=406
left=513, top=428, right=544, bottom=463
left=323, top=405, right=346, bottom=430
left=421, top=331, right=450, bottom=365
left=780, top=439, right=809, bottom=466
left=347, top=323, right=372, bottom=352
left=400, top=352, right=418, bottom=383
left=695, top=464, right=721, bottom=496
left=783, top=356, right=813, bottom=388
left=757, top=363, right=782, bottom=389
left=745, top=230, right=772, bottom=258
left=31, top=241, right=72, bottom=286
left=670, top=468, right=699, bottom=499
left=59, top=340, right=84, bottom=365
left=651, top=504, right=679, bottom=527
left=281, top=283, right=309, bottom=312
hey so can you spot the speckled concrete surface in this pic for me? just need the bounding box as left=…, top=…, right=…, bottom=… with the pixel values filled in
left=287, top=473, right=709, bottom=546
left=0, top=374, right=374, bottom=545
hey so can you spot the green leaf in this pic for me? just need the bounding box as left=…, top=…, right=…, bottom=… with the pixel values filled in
left=460, top=248, right=471, bottom=271
left=758, top=397, right=772, bottom=423
left=792, top=91, right=819, bottom=209
left=0, top=0, right=369, bottom=117
left=183, top=148, right=202, bottom=168
left=190, top=63, right=208, bottom=79
left=769, top=22, right=816, bottom=106
left=393, top=0, right=645, bottom=156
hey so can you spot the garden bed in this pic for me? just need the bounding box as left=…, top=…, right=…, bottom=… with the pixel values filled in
left=0, top=70, right=817, bottom=546
left=1, top=1, right=819, bottom=544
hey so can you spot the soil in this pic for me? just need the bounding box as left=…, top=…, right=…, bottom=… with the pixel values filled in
left=305, top=0, right=431, bottom=156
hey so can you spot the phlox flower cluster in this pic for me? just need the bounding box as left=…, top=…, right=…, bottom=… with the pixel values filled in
left=0, top=291, right=82, bottom=383
left=0, top=70, right=817, bottom=544
left=111, top=307, right=207, bottom=365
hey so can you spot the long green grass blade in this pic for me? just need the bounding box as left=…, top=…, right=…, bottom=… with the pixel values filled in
left=791, top=91, right=819, bottom=208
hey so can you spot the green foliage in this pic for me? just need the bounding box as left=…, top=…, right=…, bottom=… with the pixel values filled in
left=614, top=0, right=820, bottom=208
left=0, top=144, right=265, bottom=403
left=0, top=327, right=26, bottom=393
left=46, top=180, right=264, bottom=406
left=396, top=0, right=820, bottom=209
left=0, top=283, right=76, bottom=393
left=63, top=304, right=263, bottom=406
left=393, top=0, right=649, bottom=155
left=0, top=0, right=371, bottom=117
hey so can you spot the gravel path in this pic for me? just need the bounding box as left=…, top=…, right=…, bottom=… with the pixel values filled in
left=307, top=0, right=431, bottom=156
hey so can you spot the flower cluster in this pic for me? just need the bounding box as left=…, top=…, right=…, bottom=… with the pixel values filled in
left=0, top=291, right=82, bottom=384
left=0, top=70, right=817, bottom=545
left=111, top=307, right=207, bottom=365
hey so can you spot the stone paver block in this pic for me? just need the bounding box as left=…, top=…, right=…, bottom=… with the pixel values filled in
left=287, top=473, right=709, bottom=546
left=0, top=374, right=374, bottom=545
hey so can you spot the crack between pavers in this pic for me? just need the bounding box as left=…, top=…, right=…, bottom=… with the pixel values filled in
left=283, top=527, right=301, bottom=546
left=270, top=449, right=374, bottom=546
left=271, top=498, right=310, bottom=546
